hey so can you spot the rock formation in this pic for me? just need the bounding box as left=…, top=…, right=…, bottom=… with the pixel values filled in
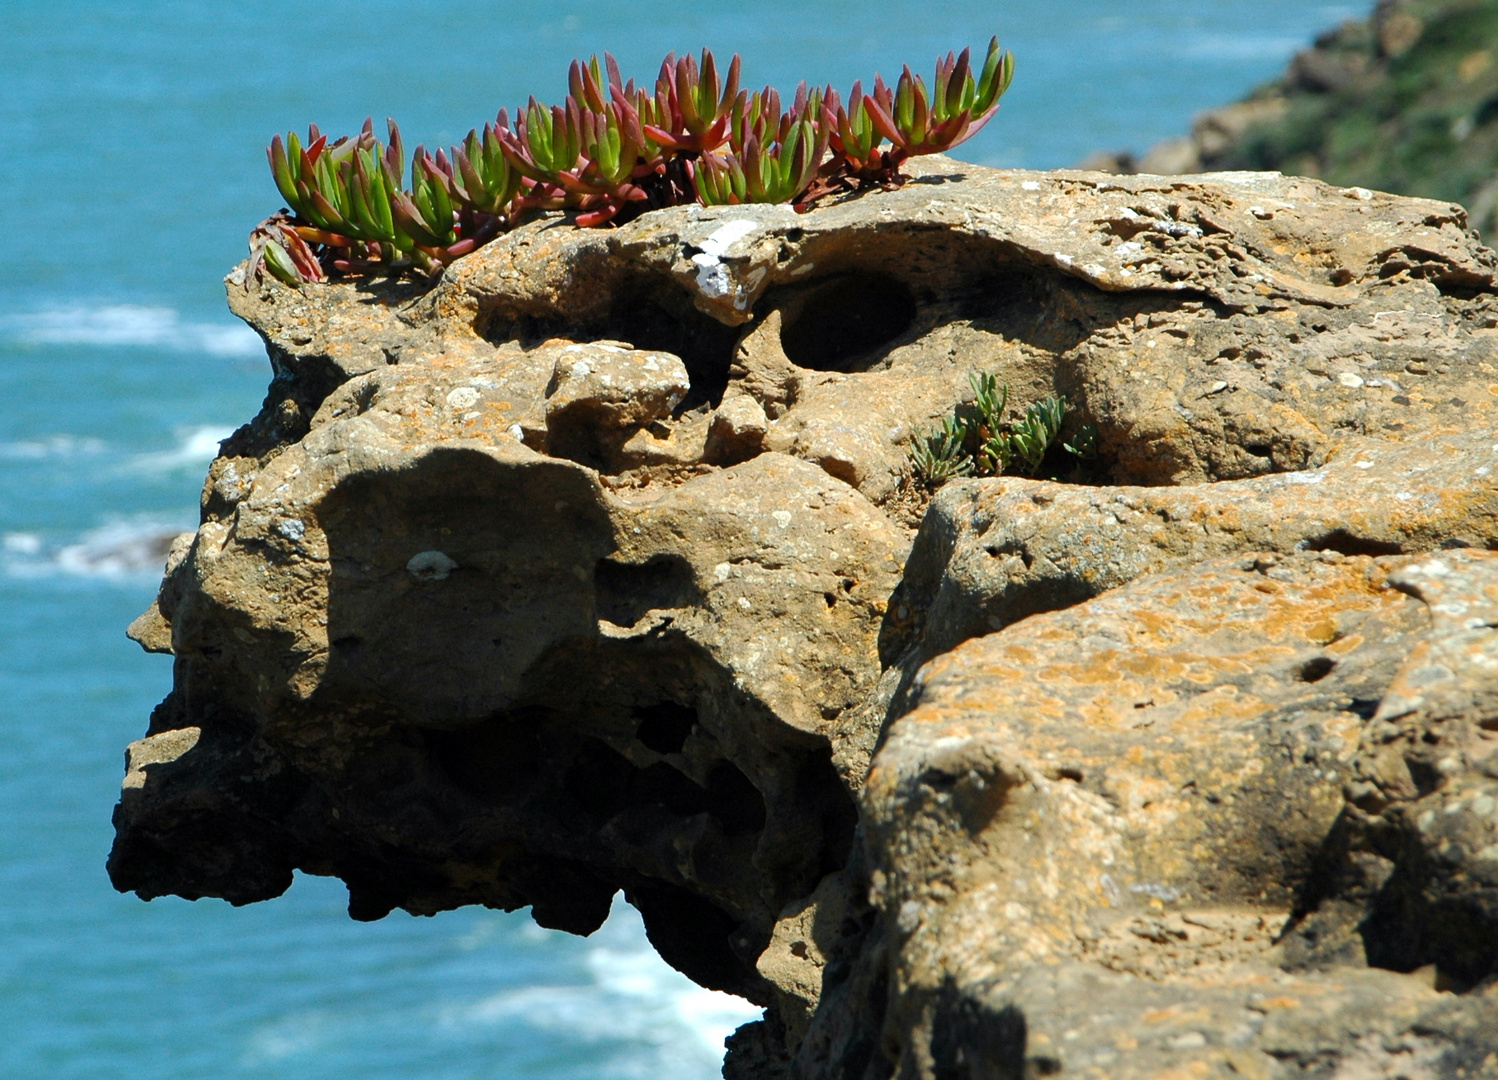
left=111, top=156, right=1498, bottom=1078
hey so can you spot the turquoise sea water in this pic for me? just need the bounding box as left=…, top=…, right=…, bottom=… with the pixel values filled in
left=2, top=3, right=1365, bottom=1076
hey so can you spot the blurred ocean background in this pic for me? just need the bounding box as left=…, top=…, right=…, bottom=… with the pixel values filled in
left=0, top=2, right=1368, bottom=1076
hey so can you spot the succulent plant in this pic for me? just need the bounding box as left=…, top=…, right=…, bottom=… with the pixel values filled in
left=910, top=372, right=1095, bottom=489
left=911, top=415, right=976, bottom=486
left=865, top=38, right=1014, bottom=160
left=827, top=82, right=885, bottom=177
left=450, top=122, right=523, bottom=216
left=250, top=38, right=1013, bottom=285
left=644, top=50, right=741, bottom=153
left=249, top=213, right=324, bottom=286
left=697, top=92, right=829, bottom=207
left=970, top=371, right=1008, bottom=431
left=1006, top=393, right=1067, bottom=475
left=260, top=118, right=490, bottom=276
left=1063, top=423, right=1099, bottom=460
left=969, top=371, right=1011, bottom=473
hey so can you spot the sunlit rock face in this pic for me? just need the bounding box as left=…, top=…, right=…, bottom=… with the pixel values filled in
left=112, top=158, right=1498, bottom=1078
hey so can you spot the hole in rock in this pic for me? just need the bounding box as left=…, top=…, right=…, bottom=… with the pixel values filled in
left=541, top=420, right=614, bottom=472
left=1306, top=530, right=1405, bottom=558
left=562, top=738, right=639, bottom=820
left=920, top=768, right=960, bottom=793
left=634, top=701, right=698, bottom=754
left=563, top=738, right=767, bottom=838
left=636, top=761, right=719, bottom=818
left=605, top=288, right=740, bottom=410
left=706, top=761, right=768, bottom=835
left=1298, top=656, right=1337, bottom=683
left=778, top=273, right=917, bottom=371
left=1360, top=881, right=1498, bottom=992
left=428, top=708, right=551, bottom=802
left=595, top=554, right=701, bottom=628
left=1434, top=279, right=1489, bottom=301
left=1407, top=759, right=1443, bottom=797
left=481, top=278, right=740, bottom=411
left=797, top=747, right=859, bottom=878
left=956, top=269, right=1097, bottom=357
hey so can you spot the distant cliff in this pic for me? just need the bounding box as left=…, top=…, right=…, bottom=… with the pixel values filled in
left=1085, top=0, right=1498, bottom=236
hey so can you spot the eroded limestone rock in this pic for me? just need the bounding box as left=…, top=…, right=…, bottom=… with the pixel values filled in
left=115, top=160, right=1498, bottom=1078
left=802, top=551, right=1498, bottom=1079
left=899, top=428, right=1498, bottom=665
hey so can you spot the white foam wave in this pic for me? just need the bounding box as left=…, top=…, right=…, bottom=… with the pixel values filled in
left=458, top=945, right=761, bottom=1048
left=234, top=901, right=761, bottom=1078
left=4, top=519, right=190, bottom=580
left=0, top=435, right=107, bottom=460
left=55, top=522, right=183, bottom=578
left=241, top=1013, right=331, bottom=1064
left=131, top=425, right=235, bottom=472
left=5, top=304, right=261, bottom=357
left=4, top=533, right=42, bottom=555
left=444, top=903, right=762, bottom=1077
left=0, top=425, right=234, bottom=472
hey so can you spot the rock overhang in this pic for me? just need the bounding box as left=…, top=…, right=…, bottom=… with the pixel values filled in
left=116, top=160, right=1498, bottom=1078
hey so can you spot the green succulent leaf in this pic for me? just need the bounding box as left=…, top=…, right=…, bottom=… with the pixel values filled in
left=974, top=37, right=1016, bottom=116
left=695, top=153, right=741, bottom=206
left=1005, top=395, right=1067, bottom=474
left=261, top=236, right=305, bottom=285
left=979, top=433, right=1012, bottom=474
left=268, top=135, right=299, bottom=208
left=969, top=371, right=1009, bottom=433
left=1063, top=423, right=1098, bottom=460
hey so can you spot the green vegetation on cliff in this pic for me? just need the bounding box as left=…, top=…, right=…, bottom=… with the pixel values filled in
left=1097, top=0, right=1498, bottom=235
left=1234, top=1, right=1498, bottom=213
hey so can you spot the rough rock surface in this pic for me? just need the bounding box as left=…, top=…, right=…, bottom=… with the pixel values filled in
left=815, top=549, right=1498, bottom=1079
left=111, top=157, right=1498, bottom=1078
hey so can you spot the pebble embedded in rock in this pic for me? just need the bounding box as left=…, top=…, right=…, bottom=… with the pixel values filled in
left=406, top=550, right=458, bottom=581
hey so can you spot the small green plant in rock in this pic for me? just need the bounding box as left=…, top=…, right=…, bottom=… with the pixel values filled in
left=910, top=415, right=976, bottom=485
left=970, top=370, right=1007, bottom=429
left=1005, top=393, right=1066, bottom=475
left=910, top=371, right=1095, bottom=489
left=1063, top=422, right=1098, bottom=460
